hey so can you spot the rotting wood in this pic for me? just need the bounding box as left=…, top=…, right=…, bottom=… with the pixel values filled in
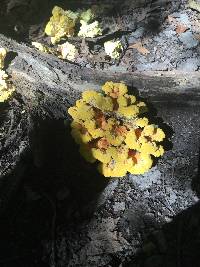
left=0, top=32, right=200, bottom=218
left=0, top=33, right=200, bottom=106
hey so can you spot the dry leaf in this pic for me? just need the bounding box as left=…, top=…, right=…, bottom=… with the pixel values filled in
left=135, top=128, right=142, bottom=139
left=96, top=113, right=107, bottom=129
left=109, top=87, right=120, bottom=98
left=176, top=24, right=188, bottom=34
left=97, top=138, right=109, bottom=149
left=112, top=98, right=119, bottom=111
left=167, top=15, right=177, bottom=24
left=80, top=125, right=88, bottom=135
left=114, top=126, right=127, bottom=136
left=128, top=149, right=138, bottom=164
left=129, top=42, right=150, bottom=55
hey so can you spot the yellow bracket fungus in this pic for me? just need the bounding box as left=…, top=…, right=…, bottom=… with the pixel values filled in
left=68, top=81, right=166, bottom=178
left=45, top=6, right=79, bottom=44
left=0, top=48, right=15, bottom=103
left=45, top=6, right=101, bottom=42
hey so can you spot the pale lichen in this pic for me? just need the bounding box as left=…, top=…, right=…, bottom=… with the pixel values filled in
left=78, top=20, right=102, bottom=38
left=57, top=41, right=77, bottom=60
left=104, top=40, right=123, bottom=59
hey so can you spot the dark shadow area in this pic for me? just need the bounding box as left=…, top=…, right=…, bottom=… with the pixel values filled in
left=111, top=0, right=181, bottom=35
left=123, top=201, right=200, bottom=267
left=4, top=51, right=18, bottom=71
left=0, top=0, right=181, bottom=42
left=122, top=138, right=200, bottom=267
left=162, top=201, right=200, bottom=267
left=143, top=0, right=181, bottom=35
left=0, top=102, right=10, bottom=126
left=0, top=96, right=28, bottom=177
left=0, top=0, right=55, bottom=42
left=192, top=150, right=200, bottom=198
left=0, top=116, right=108, bottom=266
left=28, top=117, right=108, bottom=209
left=144, top=0, right=169, bottom=34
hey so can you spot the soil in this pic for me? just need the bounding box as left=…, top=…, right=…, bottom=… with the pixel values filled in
left=0, top=0, right=200, bottom=267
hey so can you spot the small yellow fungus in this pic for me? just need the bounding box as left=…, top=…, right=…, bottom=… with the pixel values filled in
left=78, top=20, right=102, bottom=38
left=82, top=90, right=99, bottom=101
left=84, top=120, right=104, bottom=138
left=68, top=81, right=166, bottom=178
left=71, top=123, right=92, bottom=144
left=32, top=42, right=51, bottom=53
left=106, top=131, right=125, bottom=146
left=104, top=40, right=123, bottom=59
left=143, top=124, right=155, bottom=136
left=0, top=70, right=8, bottom=88
left=68, top=102, right=95, bottom=122
left=98, top=160, right=128, bottom=177
left=0, top=77, right=15, bottom=102
left=124, top=130, right=140, bottom=150
left=124, top=94, right=136, bottom=104
left=91, top=148, right=111, bottom=164
left=0, top=48, right=7, bottom=69
left=139, top=141, right=161, bottom=157
left=117, top=95, right=128, bottom=107
left=45, top=6, right=78, bottom=44
left=82, top=90, right=113, bottom=111
left=152, top=128, right=165, bottom=142
left=135, top=117, right=149, bottom=128
left=128, top=153, right=153, bottom=175
left=109, top=145, right=129, bottom=162
left=142, top=124, right=165, bottom=142
left=58, top=41, right=77, bottom=60
left=80, top=9, right=95, bottom=23
left=0, top=50, right=15, bottom=103
left=103, top=118, right=116, bottom=131
left=102, top=81, right=128, bottom=97
left=117, top=105, right=139, bottom=118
